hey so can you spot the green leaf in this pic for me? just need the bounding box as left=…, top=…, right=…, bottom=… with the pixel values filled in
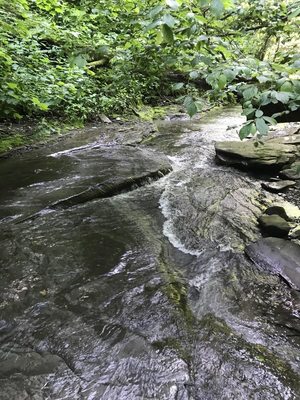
left=255, top=109, right=263, bottom=118
left=263, top=116, right=277, bottom=125
left=218, top=74, right=227, bottom=89
left=257, top=75, right=270, bottom=84
left=211, top=0, right=225, bottom=16
left=166, top=0, right=179, bottom=10
left=7, top=82, right=18, bottom=89
left=255, top=117, right=269, bottom=135
left=242, top=108, right=255, bottom=116
left=288, top=7, right=300, bottom=19
left=145, top=20, right=162, bottom=31
left=280, top=81, right=293, bottom=92
left=184, top=96, right=198, bottom=118
left=172, top=82, right=184, bottom=90
left=162, top=24, right=174, bottom=44
left=275, top=92, right=290, bottom=104
left=148, top=5, right=163, bottom=18
left=162, top=14, right=176, bottom=28
left=239, top=122, right=256, bottom=140
left=199, top=56, right=212, bottom=65
left=71, top=55, right=87, bottom=68
left=243, top=86, right=258, bottom=101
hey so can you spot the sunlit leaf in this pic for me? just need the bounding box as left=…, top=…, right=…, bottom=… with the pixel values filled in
left=275, top=92, right=290, bottom=104
left=256, top=117, right=269, bottom=135
left=239, top=122, right=256, bottom=139
left=166, top=0, right=179, bottom=10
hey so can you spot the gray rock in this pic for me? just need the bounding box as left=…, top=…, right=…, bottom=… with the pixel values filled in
left=280, top=161, right=300, bottom=180
left=261, top=180, right=296, bottom=193
left=264, top=202, right=300, bottom=221
left=215, top=133, right=300, bottom=172
left=289, top=226, right=300, bottom=239
left=245, top=237, right=300, bottom=290
left=258, top=215, right=291, bottom=238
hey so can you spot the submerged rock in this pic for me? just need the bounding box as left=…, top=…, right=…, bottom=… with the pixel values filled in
left=245, top=237, right=300, bottom=290
left=258, top=215, right=291, bottom=238
left=261, top=180, right=296, bottom=193
left=160, top=168, right=268, bottom=252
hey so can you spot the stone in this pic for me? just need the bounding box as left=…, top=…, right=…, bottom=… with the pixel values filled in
left=261, top=180, right=296, bottom=193
left=258, top=215, right=291, bottom=238
left=289, top=226, right=300, bottom=239
left=245, top=237, right=300, bottom=290
left=280, top=161, right=300, bottom=180
left=264, top=202, right=300, bottom=221
left=215, top=140, right=297, bottom=171
left=99, top=114, right=112, bottom=123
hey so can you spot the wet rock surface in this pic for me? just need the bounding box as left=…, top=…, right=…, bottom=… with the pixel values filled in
left=261, top=180, right=296, bottom=193
left=245, top=237, right=300, bottom=290
left=258, top=214, right=291, bottom=238
left=1, top=108, right=300, bottom=399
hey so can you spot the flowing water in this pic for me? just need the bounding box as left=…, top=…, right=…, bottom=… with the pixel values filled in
left=0, top=107, right=300, bottom=399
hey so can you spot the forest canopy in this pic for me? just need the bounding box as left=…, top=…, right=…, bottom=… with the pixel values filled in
left=0, top=0, right=299, bottom=137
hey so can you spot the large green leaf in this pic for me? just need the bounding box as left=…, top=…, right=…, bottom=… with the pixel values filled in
left=218, top=74, right=227, bottom=89
left=280, top=81, right=293, bottom=93
left=184, top=96, right=198, bottom=118
left=255, top=117, right=269, bottom=135
left=161, top=24, right=174, bottom=44
left=239, top=122, right=256, bottom=139
left=243, top=86, right=258, bottom=101
left=275, top=92, right=290, bottom=104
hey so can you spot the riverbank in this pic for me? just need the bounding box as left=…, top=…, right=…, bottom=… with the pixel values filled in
left=0, top=102, right=217, bottom=158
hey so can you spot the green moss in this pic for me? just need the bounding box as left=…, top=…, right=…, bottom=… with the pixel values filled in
left=0, top=119, right=82, bottom=156
left=201, top=314, right=300, bottom=389
left=0, top=133, right=25, bottom=153
left=159, top=258, right=195, bottom=326
left=152, top=337, right=192, bottom=363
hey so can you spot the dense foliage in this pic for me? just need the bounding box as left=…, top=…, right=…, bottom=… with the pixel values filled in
left=0, top=0, right=299, bottom=137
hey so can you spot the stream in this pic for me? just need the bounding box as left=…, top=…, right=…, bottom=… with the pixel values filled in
left=0, top=107, right=300, bottom=399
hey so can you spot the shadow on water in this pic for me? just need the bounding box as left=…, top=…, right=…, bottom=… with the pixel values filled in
left=0, top=107, right=300, bottom=399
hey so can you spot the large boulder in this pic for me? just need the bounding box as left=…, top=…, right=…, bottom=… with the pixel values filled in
left=245, top=237, right=300, bottom=290
left=215, top=134, right=300, bottom=172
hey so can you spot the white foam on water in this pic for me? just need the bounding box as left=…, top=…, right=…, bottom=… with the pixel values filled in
left=159, top=181, right=203, bottom=257
left=48, top=142, right=100, bottom=157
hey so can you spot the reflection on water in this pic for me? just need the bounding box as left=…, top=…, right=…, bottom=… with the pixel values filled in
left=0, top=107, right=300, bottom=399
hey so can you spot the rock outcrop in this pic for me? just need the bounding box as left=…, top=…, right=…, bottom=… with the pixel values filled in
left=215, top=133, right=300, bottom=173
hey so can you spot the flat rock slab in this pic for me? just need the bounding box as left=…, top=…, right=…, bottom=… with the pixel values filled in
left=261, top=180, right=296, bottom=193
left=215, top=140, right=297, bottom=171
left=245, top=237, right=300, bottom=290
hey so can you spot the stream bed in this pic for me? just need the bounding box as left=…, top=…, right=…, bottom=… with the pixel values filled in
left=0, top=107, right=300, bottom=399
